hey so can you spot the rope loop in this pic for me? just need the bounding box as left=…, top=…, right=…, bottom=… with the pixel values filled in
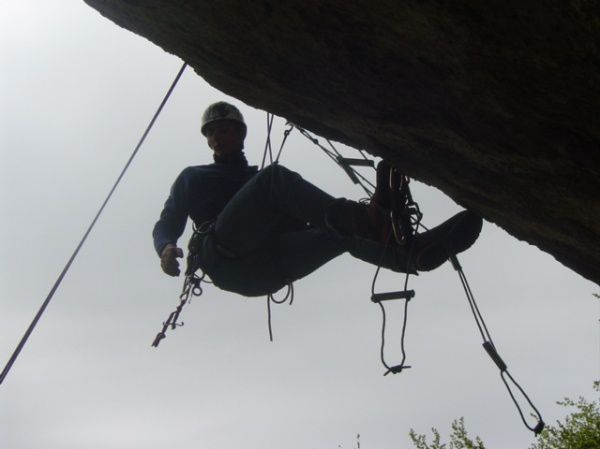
left=501, top=370, right=546, bottom=434
left=451, top=254, right=545, bottom=434
left=371, top=228, right=415, bottom=375
left=266, top=283, right=295, bottom=342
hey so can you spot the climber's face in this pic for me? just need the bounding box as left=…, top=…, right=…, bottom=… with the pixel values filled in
left=205, top=119, right=245, bottom=157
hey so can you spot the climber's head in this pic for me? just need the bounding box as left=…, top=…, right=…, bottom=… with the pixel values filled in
left=201, top=102, right=247, bottom=157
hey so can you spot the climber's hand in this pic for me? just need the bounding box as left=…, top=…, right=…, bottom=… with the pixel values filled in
left=160, top=244, right=184, bottom=276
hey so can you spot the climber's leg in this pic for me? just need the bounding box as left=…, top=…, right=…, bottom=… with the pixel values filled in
left=276, top=229, right=347, bottom=281
left=214, top=164, right=338, bottom=255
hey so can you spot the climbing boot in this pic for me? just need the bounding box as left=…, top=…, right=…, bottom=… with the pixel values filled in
left=368, top=160, right=422, bottom=245
left=325, top=164, right=401, bottom=244
left=404, top=210, right=483, bottom=271
left=367, top=160, right=393, bottom=242
left=370, top=159, right=393, bottom=212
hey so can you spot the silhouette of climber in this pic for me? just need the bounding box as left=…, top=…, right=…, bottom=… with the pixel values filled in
left=153, top=102, right=482, bottom=296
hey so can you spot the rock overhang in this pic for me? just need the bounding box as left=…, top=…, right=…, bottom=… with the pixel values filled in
left=83, top=0, right=600, bottom=285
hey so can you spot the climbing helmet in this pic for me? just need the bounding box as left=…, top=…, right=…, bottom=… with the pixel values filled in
left=201, top=101, right=246, bottom=136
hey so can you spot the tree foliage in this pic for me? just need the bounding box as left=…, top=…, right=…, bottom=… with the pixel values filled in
left=409, top=418, right=485, bottom=449
left=529, top=381, right=600, bottom=449
left=409, top=382, right=600, bottom=449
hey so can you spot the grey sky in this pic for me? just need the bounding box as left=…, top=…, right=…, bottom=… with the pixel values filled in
left=1, top=2, right=598, bottom=448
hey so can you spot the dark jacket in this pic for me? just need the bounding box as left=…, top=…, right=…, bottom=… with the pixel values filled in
left=153, top=154, right=258, bottom=256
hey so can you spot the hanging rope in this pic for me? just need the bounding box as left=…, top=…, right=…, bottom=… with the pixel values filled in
left=369, top=166, right=422, bottom=376
left=370, top=230, right=415, bottom=375
left=274, top=123, right=294, bottom=164
left=266, top=284, right=295, bottom=342
left=294, top=125, right=375, bottom=197
left=0, top=62, right=188, bottom=386
left=290, top=122, right=544, bottom=434
left=260, top=112, right=276, bottom=169
left=450, top=254, right=545, bottom=434
left=325, top=138, right=376, bottom=192
left=261, top=113, right=294, bottom=169
left=260, top=113, right=296, bottom=340
left=266, top=116, right=412, bottom=365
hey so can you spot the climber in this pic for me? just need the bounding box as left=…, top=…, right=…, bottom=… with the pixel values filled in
left=153, top=101, right=483, bottom=297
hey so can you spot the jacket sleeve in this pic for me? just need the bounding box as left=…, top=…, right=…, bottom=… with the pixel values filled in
left=152, top=170, right=189, bottom=256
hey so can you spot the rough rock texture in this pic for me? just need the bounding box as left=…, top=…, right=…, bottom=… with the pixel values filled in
left=84, top=0, right=600, bottom=285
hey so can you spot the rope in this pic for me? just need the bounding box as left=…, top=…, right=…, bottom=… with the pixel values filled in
left=325, top=138, right=376, bottom=192
left=260, top=112, right=296, bottom=341
left=257, top=114, right=544, bottom=434
left=274, top=123, right=294, bottom=163
left=152, top=271, right=206, bottom=347
left=152, top=221, right=214, bottom=347
left=450, top=255, right=545, bottom=434
left=260, top=112, right=275, bottom=169
left=371, top=231, right=414, bottom=375
left=290, top=123, right=414, bottom=372
left=289, top=124, right=414, bottom=369
left=0, top=62, right=187, bottom=385
left=294, top=126, right=374, bottom=197
left=266, top=283, right=295, bottom=342
left=377, top=280, right=412, bottom=375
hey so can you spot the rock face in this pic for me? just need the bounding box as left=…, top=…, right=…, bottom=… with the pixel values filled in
left=84, top=0, right=600, bottom=285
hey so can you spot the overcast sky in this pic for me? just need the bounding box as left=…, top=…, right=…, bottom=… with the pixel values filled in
left=1, top=2, right=598, bottom=449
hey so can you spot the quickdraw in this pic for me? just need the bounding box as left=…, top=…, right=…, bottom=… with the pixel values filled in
left=389, top=166, right=422, bottom=246
left=151, top=224, right=211, bottom=347
left=151, top=272, right=205, bottom=347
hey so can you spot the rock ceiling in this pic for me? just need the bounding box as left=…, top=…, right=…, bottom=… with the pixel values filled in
left=84, top=0, right=600, bottom=285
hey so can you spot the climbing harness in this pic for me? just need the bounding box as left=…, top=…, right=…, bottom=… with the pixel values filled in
left=151, top=112, right=298, bottom=345
left=152, top=222, right=212, bottom=347
left=0, top=61, right=188, bottom=386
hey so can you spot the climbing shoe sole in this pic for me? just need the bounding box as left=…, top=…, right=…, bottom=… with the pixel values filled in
left=413, top=210, right=483, bottom=271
